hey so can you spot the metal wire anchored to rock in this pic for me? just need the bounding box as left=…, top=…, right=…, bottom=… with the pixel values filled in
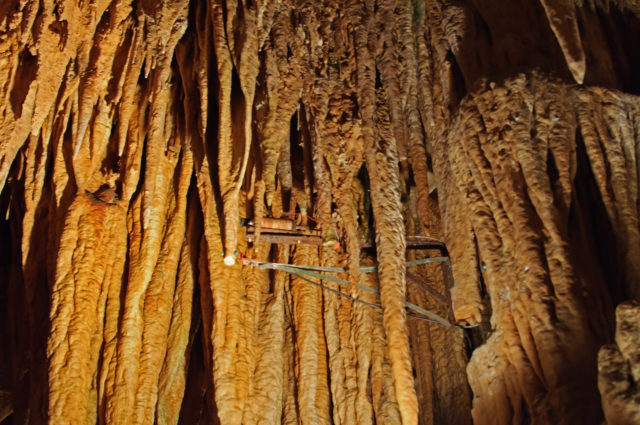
left=239, top=251, right=473, bottom=329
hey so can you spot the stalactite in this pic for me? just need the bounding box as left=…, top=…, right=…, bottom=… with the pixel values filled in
left=353, top=267, right=378, bottom=425
left=350, top=0, right=419, bottom=421
left=4, top=1, right=640, bottom=425
left=245, top=243, right=287, bottom=424
left=370, top=282, right=403, bottom=425
left=538, top=0, right=585, bottom=84
left=314, top=283, right=332, bottom=425
left=156, top=192, right=198, bottom=425
left=282, top=265, right=300, bottom=425
left=598, top=301, right=640, bottom=425
left=210, top=0, right=238, bottom=265
left=47, top=194, right=127, bottom=425
left=291, top=245, right=321, bottom=424
left=395, top=0, right=436, bottom=236
left=254, top=3, right=305, bottom=210
left=446, top=72, right=640, bottom=425
left=321, top=253, right=358, bottom=425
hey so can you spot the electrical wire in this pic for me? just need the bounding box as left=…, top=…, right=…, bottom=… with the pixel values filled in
left=239, top=253, right=482, bottom=329
left=280, top=211, right=341, bottom=242
left=288, top=271, right=455, bottom=327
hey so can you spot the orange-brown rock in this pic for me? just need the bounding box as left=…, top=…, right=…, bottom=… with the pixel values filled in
left=599, top=301, right=640, bottom=425
left=1, top=1, right=640, bottom=425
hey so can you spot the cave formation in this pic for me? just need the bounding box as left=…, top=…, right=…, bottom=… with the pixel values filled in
left=1, top=0, right=640, bottom=424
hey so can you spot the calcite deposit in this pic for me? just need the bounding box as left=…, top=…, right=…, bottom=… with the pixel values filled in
left=599, top=302, right=640, bottom=425
left=0, top=0, right=639, bottom=424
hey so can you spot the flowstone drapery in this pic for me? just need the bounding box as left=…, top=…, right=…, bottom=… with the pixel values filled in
left=1, top=1, right=640, bottom=424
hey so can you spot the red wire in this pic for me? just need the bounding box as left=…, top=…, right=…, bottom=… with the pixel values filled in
left=279, top=211, right=340, bottom=240
left=238, top=251, right=264, bottom=265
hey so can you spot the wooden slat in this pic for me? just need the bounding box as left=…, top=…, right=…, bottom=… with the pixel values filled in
left=246, top=232, right=324, bottom=246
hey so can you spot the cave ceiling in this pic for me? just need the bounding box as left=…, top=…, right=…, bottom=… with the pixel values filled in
left=1, top=1, right=640, bottom=424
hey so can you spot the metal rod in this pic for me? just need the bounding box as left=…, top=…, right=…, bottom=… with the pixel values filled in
left=246, top=259, right=453, bottom=327
left=406, top=271, right=449, bottom=305
left=243, top=256, right=448, bottom=275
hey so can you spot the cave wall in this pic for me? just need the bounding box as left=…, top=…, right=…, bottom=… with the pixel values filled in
left=0, top=0, right=639, bottom=424
left=419, top=1, right=640, bottom=424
